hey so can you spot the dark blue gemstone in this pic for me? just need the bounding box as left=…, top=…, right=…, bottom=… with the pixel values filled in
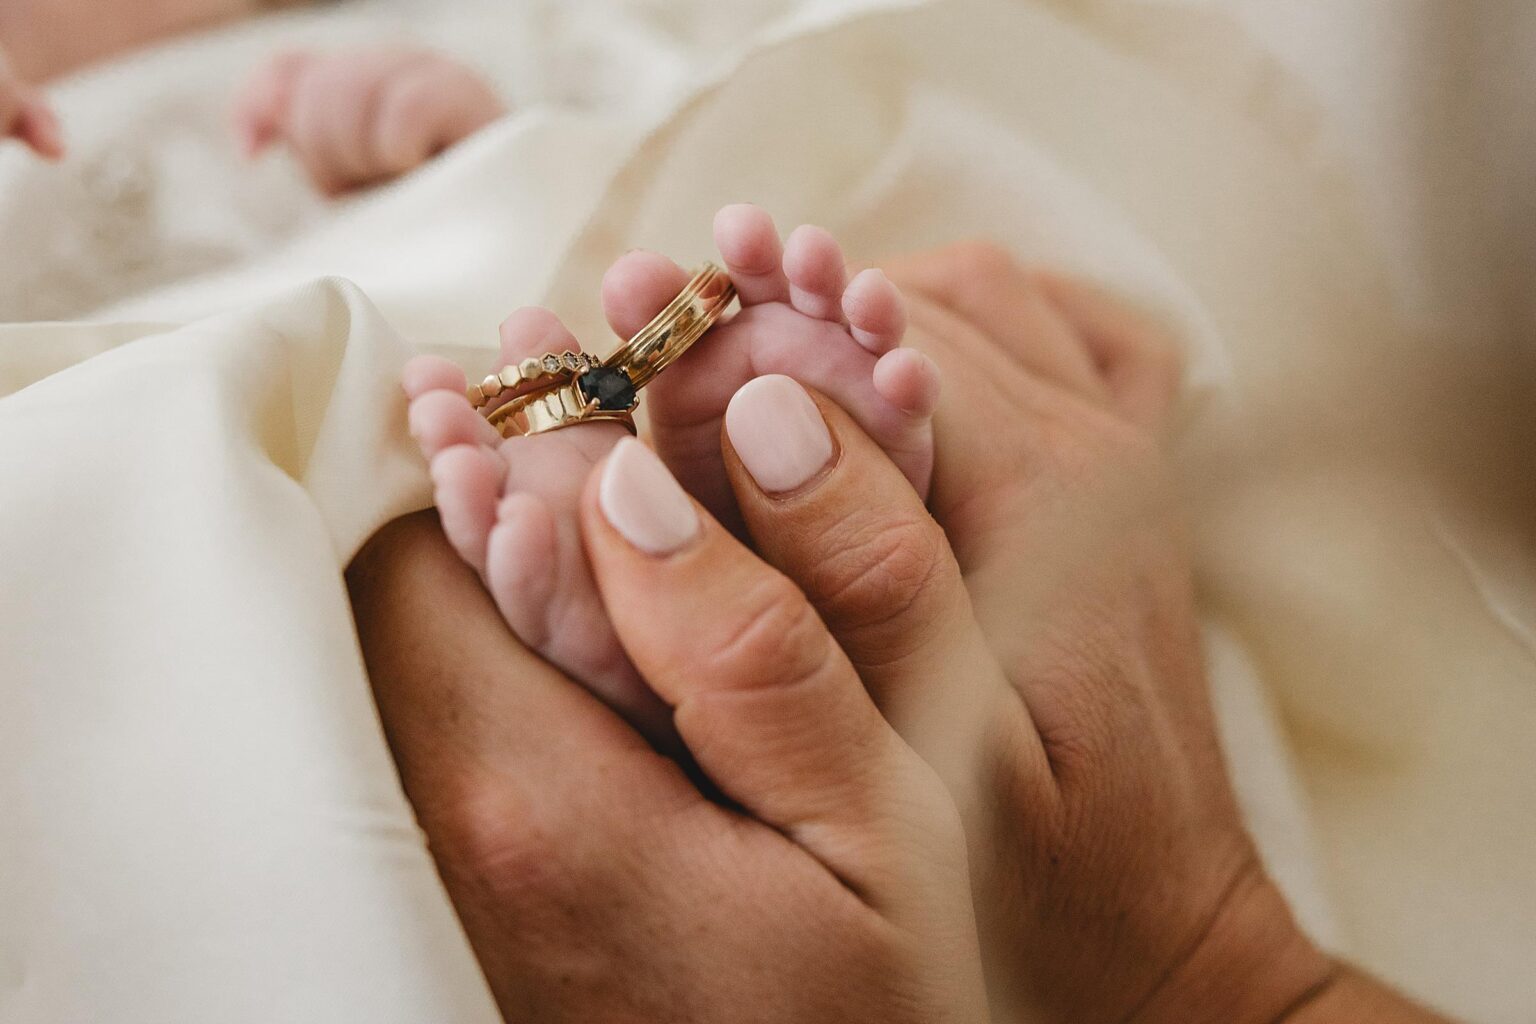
left=577, top=367, right=636, bottom=411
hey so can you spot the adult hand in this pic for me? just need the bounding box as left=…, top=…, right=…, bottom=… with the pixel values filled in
left=542, top=242, right=1313, bottom=1022
left=349, top=239, right=1451, bottom=1023
left=0, top=47, right=64, bottom=160
left=347, top=436, right=989, bottom=1022
left=709, top=241, right=1448, bottom=1023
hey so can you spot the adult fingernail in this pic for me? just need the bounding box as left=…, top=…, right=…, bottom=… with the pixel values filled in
left=725, top=375, right=834, bottom=494
left=599, top=438, right=699, bottom=555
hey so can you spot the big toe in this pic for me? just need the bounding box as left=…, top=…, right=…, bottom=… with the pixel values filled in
left=600, top=250, right=754, bottom=528
left=489, top=442, right=675, bottom=747
left=601, top=250, right=691, bottom=339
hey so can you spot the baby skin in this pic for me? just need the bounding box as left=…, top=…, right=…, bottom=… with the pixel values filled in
left=402, top=205, right=940, bottom=740
left=233, top=47, right=504, bottom=196
left=2, top=0, right=503, bottom=197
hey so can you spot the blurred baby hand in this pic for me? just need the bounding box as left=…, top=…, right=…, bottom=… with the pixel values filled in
left=0, top=47, right=64, bottom=160
left=232, top=47, right=505, bottom=197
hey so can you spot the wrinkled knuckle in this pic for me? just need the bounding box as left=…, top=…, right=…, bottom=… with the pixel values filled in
left=810, top=509, right=952, bottom=637
left=427, top=781, right=571, bottom=901
left=705, top=575, right=828, bottom=689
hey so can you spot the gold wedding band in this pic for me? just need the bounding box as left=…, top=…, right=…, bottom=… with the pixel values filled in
left=600, top=262, right=735, bottom=391
left=480, top=262, right=736, bottom=439
left=488, top=382, right=639, bottom=438
left=466, top=350, right=601, bottom=409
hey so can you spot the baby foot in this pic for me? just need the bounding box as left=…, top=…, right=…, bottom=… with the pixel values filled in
left=601, top=205, right=940, bottom=533
left=402, top=311, right=672, bottom=744
left=401, top=208, right=937, bottom=745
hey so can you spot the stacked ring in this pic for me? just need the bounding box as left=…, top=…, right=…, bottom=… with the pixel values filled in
left=466, top=350, right=602, bottom=409
left=476, top=262, right=737, bottom=439
left=599, top=262, right=735, bottom=391
left=487, top=381, right=640, bottom=438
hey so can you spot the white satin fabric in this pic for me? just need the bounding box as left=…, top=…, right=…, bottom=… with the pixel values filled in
left=1, top=2, right=1531, bottom=1022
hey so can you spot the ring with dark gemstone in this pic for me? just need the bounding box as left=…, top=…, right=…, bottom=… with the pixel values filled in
left=479, top=264, right=734, bottom=438
left=467, top=350, right=600, bottom=409
left=576, top=366, right=638, bottom=412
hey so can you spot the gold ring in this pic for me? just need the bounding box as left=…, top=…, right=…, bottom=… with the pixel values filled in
left=602, top=262, right=735, bottom=391
left=479, top=262, right=736, bottom=438
left=466, top=350, right=601, bottom=410
left=487, top=381, right=638, bottom=438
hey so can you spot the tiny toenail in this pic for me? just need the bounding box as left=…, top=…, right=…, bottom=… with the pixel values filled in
left=599, top=439, right=699, bottom=555
left=725, top=376, right=835, bottom=495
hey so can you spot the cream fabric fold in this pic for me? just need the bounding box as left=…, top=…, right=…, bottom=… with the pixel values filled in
left=0, top=282, right=495, bottom=1022
left=1, top=1, right=1532, bottom=1022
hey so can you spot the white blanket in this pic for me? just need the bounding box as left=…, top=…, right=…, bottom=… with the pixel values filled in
left=2, top=2, right=1531, bottom=1021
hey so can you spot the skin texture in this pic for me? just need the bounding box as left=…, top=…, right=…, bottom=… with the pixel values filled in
left=863, top=244, right=1450, bottom=1024
left=349, top=487, right=990, bottom=1022
left=232, top=47, right=506, bottom=197
left=0, top=3, right=500, bottom=193
left=401, top=208, right=940, bottom=742
left=351, top=237, right=1457, bottom=1024
left=0, top=2, right=1461, bottom=1009
left=580, top=243, right=1313, bottom=1023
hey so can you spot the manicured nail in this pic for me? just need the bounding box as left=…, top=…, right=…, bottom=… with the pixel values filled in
left=725, top=375, right=834, bottom=494
left=599, top=438, right=699, bottom=555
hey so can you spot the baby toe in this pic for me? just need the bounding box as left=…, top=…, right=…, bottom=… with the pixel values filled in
left=783, top=224, right=848, bottom=322
left=409, top=388, right=500, bottom=458
left=401, top=354, right=466, bottom=399
left=498, top=306, right=582, bottom=364
left=484, top=491, right=560, bottom=651
left=872, top=348, right=942, bottom=418
left=486, top=482, right=675, bottom=745
left=601, top=250, right=692, bottom=340
left=713, top=204, right=789, bottom=307
left=430, top=443, right=506, bottom=570
left=842, top=268, right=908, bottom=355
